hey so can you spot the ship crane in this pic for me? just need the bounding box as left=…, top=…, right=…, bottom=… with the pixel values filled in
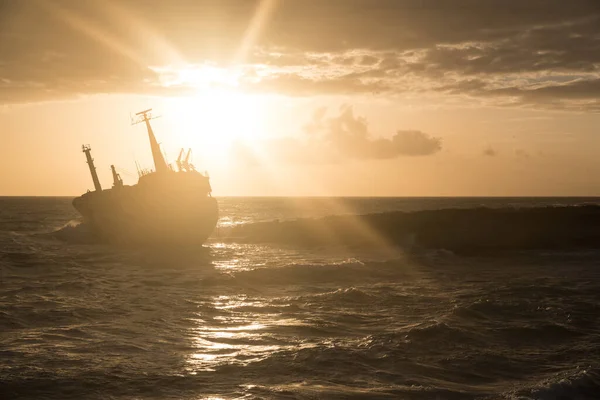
left=182, top=148, right=195, bottom=171
left=111, top=165, right=123, bottom=188
left=176, top=148, right=185, bottom=172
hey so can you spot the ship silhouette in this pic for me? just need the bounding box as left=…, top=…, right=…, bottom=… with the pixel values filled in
left=72, top=109, right=218, bottom=244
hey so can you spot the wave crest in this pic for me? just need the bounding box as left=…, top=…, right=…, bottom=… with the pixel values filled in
left=515, top=367, right=600, bottom=400
left=226, top=205, right=600, bottom=254
left=38, top=220, right=100, bottom=244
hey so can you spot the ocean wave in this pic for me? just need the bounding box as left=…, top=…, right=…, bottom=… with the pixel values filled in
left=495, top=323, right=582, bottom=345
left=403, top=321, right=474, bottom=343
left=225, top=204, right=600, bottom=254
left=206, top=259, right=409, bottom=287
left=307, top=287, right=378, bottom=303
left=513, top=367, right=600, bottom=400
left=42, top=220, right=100, bottom=244
left=449, top=297, right=558, bottom=322
left=243, top=381, right=468, bottom=400
left=351, top=321, right=485, bottom=354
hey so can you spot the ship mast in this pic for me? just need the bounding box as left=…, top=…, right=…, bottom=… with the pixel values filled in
left=82, top=145, right=102, bottom=192
left=132, top=109, right=168, bottom=174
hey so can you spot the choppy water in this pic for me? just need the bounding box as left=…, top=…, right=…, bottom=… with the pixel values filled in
left=2, top=197, right=600, bottom=399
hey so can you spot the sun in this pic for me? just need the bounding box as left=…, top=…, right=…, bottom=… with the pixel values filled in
left=163, top=87, right=265, bottom=167
left=151, top=64, right=272, bottom=169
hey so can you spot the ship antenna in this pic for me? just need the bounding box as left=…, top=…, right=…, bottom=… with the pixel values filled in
left=132, top=108, right=168, bottom=174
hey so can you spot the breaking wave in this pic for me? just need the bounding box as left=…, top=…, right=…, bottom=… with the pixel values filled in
left=37, top=220, right=100, bottom=244
left=514, top=367, right=600, bottom=400
left=225, top=204, right=600, bottom=254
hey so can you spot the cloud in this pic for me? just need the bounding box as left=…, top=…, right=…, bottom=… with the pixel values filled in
left=242, top=73, right=389, bottom=96
left=1, top=0, right=599, bottom=110
left=514, top=149, right=531, bottom=159
left=483, top=147, right=498, bottom=157
left=310, top=105, right=442, bottom=158
left=232, top=105, right=442, bottom=165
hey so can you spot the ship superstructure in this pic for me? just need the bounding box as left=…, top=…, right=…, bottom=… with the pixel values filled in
left=72, top=109, right=218, bottom=244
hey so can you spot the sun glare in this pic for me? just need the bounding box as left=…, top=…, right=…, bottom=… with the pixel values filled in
left=154, top=64, right=243, bottom=89
left=163, top=83, right=265, bottom=167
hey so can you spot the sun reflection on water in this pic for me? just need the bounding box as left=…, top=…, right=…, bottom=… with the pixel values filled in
left=185, top=295, right=309, bottom=373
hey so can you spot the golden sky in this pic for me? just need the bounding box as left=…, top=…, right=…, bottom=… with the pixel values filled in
left=1, top=0, right=600, bottom=196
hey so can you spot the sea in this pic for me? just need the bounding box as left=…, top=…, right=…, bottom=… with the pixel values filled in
left=1, top=196, right=600, bottom=400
